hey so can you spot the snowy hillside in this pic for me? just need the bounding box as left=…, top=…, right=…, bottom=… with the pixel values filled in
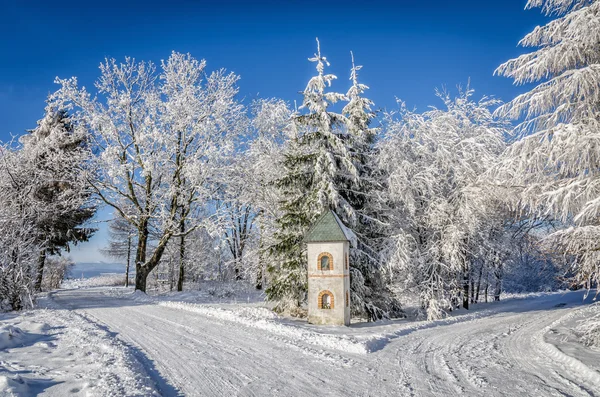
left=1, top=286, right=598, bottom=396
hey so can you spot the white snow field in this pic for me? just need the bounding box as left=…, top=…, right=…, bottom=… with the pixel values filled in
left=1, top=287, right=599, bottom=397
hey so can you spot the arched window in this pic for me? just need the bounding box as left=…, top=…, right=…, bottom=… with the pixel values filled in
left=322, top=294, right=331, bottom=309
left=345, top=254, right=349, bottom=270
left=318, top=290, right=334, bottom=309
left=317, top=252, right=333, bottom=271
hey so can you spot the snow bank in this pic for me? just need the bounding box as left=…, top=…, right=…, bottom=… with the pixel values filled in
left=0, top=374, right=30, bottom=396
left=540, top=302, right=600, bottom=389
left=0, top=325, right=26, bottom=350
left=158, top=301, right=371, bottom=354
left=499, top=289, right=570, bottom=301
left=578, top=302, right=600, bottom=348
left=156, top=299, right=513, bottom=354
left=0, top=309, right=159, bottom=396
left=126, top=285, right=564, bottom=355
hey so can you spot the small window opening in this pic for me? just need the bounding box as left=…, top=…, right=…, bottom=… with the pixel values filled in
left=322, top=294, right=331, bottom=309
left=317, top=252, right=333, bottom=271
left=321, top=255, right=330, bottom=271
left=318, top=290, right=334, bottom=309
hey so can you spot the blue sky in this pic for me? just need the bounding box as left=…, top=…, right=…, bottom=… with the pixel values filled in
left=0, top=0, right=545, bottom=263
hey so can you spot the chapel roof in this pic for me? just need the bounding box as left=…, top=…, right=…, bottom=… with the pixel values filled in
left=304, top=210, right=355, bottom=243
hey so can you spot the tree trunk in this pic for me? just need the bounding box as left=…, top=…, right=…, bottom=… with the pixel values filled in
left=484, top=270, right=490, bottom=303
left=177, top=217, right=185, bottom=292
left=494, top=262, right=503, bottom=302
left=34, top=249, right=47, bottom=292
left=462, top=262, right=470, bottom=310
left=125, top=235, right=131, bottom=288
left=255, top=265, right=263, bottom=290
left=134, top=220, right=149, bottom=291
left=135, top=265, right=150, bottom=292
left=234, top=256, right=242, bottom=281
left=135, top=225, right=172, bottom=292
left=470, top=278, right=475, bottom=304
left=169, top=256, right=174, bottom=292
left=256, top=212, right=264, bottom=290
left=475, top=263, right=484, bottom=303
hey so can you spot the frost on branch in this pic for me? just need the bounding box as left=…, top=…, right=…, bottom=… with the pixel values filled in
left=495, top=0, right=600, bottom=292
left=51, top=52, right=247, bottom=292
left=266, top=40, right=400, bottom=320
left=377, top=87, right=511, bottom=319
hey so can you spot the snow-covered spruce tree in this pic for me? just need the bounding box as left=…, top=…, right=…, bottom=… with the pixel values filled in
left=20, top=106, right=96, bottom=292
left=495, top=0, right=600, bottom=293
left=341, top=52, right=402, bottom=319
left=266, top=39, right=354, bottom=314
left=53, top=52, right=247, bottom=292
left=378, top=87, right=509, bottom=319
left=267, top=40, right=397, bottom=320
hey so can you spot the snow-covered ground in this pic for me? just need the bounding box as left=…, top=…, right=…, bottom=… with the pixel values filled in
left=0, top=300, right=158, bottom=396
left=1, top=285, right=599, bottom=396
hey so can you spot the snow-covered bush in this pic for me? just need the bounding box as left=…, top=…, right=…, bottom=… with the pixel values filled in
left=578, top=305, right=600, bottom=348
left=207, top=285, right=236, bottom=299
left=41, top=256, right=74, bottom=291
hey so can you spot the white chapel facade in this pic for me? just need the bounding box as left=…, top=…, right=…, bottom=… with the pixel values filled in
left=305, top=210, right=351, bottom=326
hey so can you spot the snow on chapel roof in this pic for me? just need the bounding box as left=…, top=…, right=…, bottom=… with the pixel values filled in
left=304, top=210, right=356, bottom=245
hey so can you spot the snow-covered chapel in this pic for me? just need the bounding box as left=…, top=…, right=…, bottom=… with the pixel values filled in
left=305, top=211, right=352, bottom=326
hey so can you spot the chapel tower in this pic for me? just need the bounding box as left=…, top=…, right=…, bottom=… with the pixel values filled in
left=305, top=210, right=351, bottom=326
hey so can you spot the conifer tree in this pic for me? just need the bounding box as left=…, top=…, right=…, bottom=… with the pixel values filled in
left=495, top=0, right=600, bottom=292
left=266, top=39, right=354, bottom=312
left=267, top=41, right=400, bottom=320
left=20, top=106, right=96, bottom=292
left=342, top=52, right=402, bottom=319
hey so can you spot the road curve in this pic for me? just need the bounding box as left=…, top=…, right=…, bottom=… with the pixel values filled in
left=47, top=288, right=599, bottom=397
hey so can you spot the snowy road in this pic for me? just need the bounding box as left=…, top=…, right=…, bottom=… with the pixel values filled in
left=46, top=288, right=600, bottom=397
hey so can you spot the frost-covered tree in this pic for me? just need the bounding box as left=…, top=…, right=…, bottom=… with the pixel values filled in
left=266, top=41, right=398, bottom=320
left=213, top=189, right=257, bottom=283
left=495, top=0, right=600, bottom=292
left=41, top=256, right=74, bottom=291
left=241, top=99, right=295, bottom=289
left=378, top=87, right=509, bottom=319
left=342, top=52, right=402, bottom=320
left=0, top=145, right=38, bottom=310
left=52, top=52, right=246, bottom=292
left=20, top=106, right=96, bottom=292
left=101, top=216, right=137, bottom=287
left=267, top=39, right=355, bottom=312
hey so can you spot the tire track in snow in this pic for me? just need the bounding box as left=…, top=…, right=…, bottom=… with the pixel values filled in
left=49, top=288, right=599, bottom=397
left=382, top=294, right=599, bottom=397
left=50, top=288, right=402, bottom=396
